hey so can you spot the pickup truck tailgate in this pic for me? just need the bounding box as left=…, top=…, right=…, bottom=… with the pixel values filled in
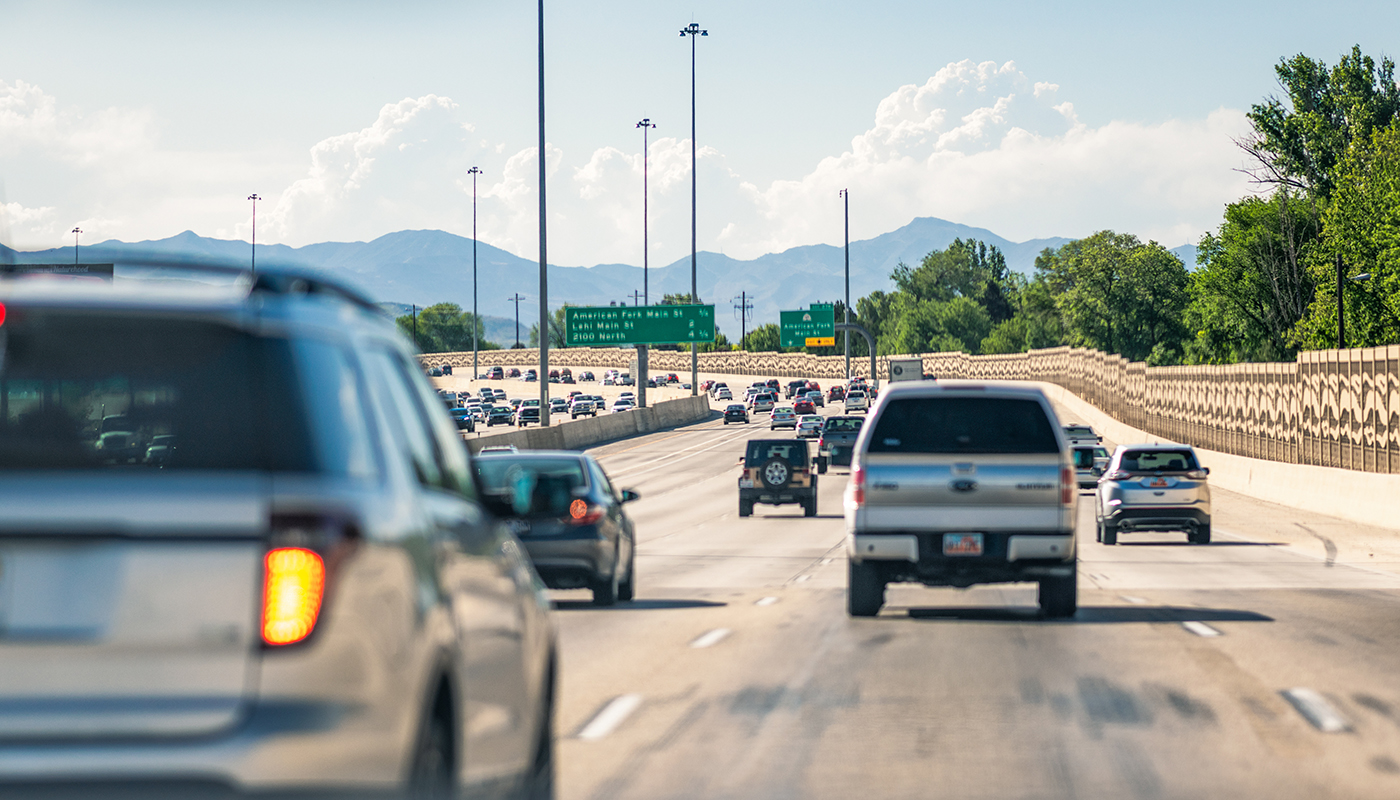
left=856, top=453, right=1067, bottom=532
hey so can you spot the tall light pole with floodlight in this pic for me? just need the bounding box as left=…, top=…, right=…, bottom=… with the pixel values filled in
left=537, top=0, right=551, bottom=424
left=247, top=194, right=261, bottom=276
left=840, top=188, right=851, bottom=378
left=468, top=166, right=483, bottom=379
left=636, top=118, right=655, bottom=305
left=72, top=227, right=82, bottom=265
left=680, top=21, right=707, bottom=395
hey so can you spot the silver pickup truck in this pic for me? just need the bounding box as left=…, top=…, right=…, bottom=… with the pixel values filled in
left=844, top=382, right=1078, bottom=618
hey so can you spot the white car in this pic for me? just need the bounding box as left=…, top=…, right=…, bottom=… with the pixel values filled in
left=611, top=398, right=635, bottom=413
left=715, top=388, right=733, bottom=400
left=769, top=406, right=798, bottom=430
left=844, top=390, right=869, bottom=413
left=796, top=414, right=824, bottom=438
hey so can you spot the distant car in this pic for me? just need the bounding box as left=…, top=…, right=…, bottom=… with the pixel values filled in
left=427, top=366, right=443, bottom=377
left=143, top=434, right=177, bottom=467
left=487, top=406, right=514, bottom=426
left=796, top=415, right=823, bottom=439
left=666, top=373, right=680, bottom=384
left=619, top=374, right=635, bottom=386
left=804, top=389, right=824, bottom=408
left=548, top=369, right=560, bottom=379
left=571, top=398, right=597, bottom=418
left=580, top=371, right=595, bottom=381
left=439, top=363, right=453, bottom=376
left=493, top=389, right=507, bottom=401
left=1072, top=445, right=1100, bottom=489
left=770, top=406, right=798, bottom=430
left=709, top=381, right=728, bottom=397
left=475, top=450, right=639, bottom=605
left=724, top=404, right=750, bottom=424
left=792, top=397, right=815, bottom=415
left=739, top=439, right=816, bottom=517
left=1063, top=424, right=1101, bottom=447
left=561, top=374, right=575, bottom=384
left=715, top=388, right=733, bottom=401
left=478, top=444, right=519, bottom=453
left=449, top=407, right=476, bottom=432
left=765, top=379, right=781, bottom=391
left=749, top=392, right=777, bottom=413
left=816, top=415, right=864, bottom=471
left=1096, top=443, right=1212, bottom=545
left=507, top=367, right=521, bottom=377
left=786, top=380, right=809, bottom=399
left=602, top=376, right=616, bottom=386
left=611, top=398, right=635, bottom=413
left=523, top=372, right=537, bottom=382
left=844, top=390, right=869, bottom=413
left=488, top=366, right=505, bottom=380
left=828, top=385, right=845, bottom=402
left=646, top=378, right=659, bottom=389
left=516, top=404, right=540, bottom=427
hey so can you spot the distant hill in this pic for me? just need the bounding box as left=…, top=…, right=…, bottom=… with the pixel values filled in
left=3, top=218, right=1197, bottom=339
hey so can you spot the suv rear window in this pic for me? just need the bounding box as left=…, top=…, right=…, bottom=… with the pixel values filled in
left=868, top=397, right=1058, bottom=454
left=1119, top=450, right=1198, bottom=472
left=0, top=311, right=368, bottom=473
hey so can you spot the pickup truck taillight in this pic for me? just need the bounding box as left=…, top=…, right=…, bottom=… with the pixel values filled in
left=851, top=465, right=866, bottom=506
left=1060, top=466, right=1075, bottom=505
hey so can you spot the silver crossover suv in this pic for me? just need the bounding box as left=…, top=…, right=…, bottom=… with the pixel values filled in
left=0, top=267, right=555, bottom=798
left=1095, top=443, right=1212, bottom=544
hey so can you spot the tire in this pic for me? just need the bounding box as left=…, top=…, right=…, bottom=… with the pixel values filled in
left=522, top=664, right=556, bottom=800
left=1038, top=569, right=1078, bottom=619
left=408, top=708, right=454, bottom=800
left=760, top=457, right=791, bottom=490
left=739, top=499, right=753, bottom=518
left=1191, top=523, right=1212, bottom=545
left=618, top=544, right=636, bottom=602
left=816, top=458, right=828, bottom=475
left=592, top=558, right=619, bottom=606
left=847, top=559, right=885, bottom=617
left=1101, top=522, right=1118, bottom=546
left=724, top=420, right=729, bottom=425
left=803, top=495, right=817, bottom=517
left=1094, top=517, right=1103, bottom=543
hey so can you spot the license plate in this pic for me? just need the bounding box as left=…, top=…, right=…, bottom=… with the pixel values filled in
left=1146, top=477, right=1169, bottom=488
left=739, top=478, right=755, bottom=489
left=943, top=533, right=984, bottom=556
left=506, top=519, right=531, bottom=536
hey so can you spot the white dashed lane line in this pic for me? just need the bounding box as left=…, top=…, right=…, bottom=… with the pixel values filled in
left=690, top=628, right=732, bottom=649
left=1181, top=621, right=1222, bottom=637
left=1282, top=688, right=1352, bottom=733
left=1120, top=595, right=1148, bottom=605
left=755, top=596, right=779, bottom=606
left=575, top=694, right=644, bottom=741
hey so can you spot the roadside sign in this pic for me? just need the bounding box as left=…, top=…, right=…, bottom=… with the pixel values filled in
left=564, top=304, right=716, bottom=346
left=779, top=304, right=835, bottom=348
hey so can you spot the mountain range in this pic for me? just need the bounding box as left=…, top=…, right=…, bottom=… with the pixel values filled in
left=1, top=217, right=1197, bottom=342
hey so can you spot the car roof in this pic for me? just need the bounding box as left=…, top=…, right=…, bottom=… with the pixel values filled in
left=1114, top=442, right=1194, bottom=452
left=871, top=380, right=1047, bottom=401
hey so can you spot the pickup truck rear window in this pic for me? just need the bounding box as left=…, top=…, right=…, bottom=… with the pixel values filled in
left=868, top=397, right=1059, bottom=454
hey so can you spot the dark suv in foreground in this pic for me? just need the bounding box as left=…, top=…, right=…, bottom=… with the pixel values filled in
left=0, top=265, right=556, bottom=799
left=738, top=439, right=817, bottom=517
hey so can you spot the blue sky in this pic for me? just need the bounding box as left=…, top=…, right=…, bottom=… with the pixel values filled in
left=2, top=0, right=1397, bottom=265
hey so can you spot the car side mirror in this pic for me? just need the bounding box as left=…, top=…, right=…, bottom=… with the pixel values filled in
left=1092, top=467, right=1103, bottom=476
left=621, top=488, right=640, bottom=503
left=1202, top=467, right=1210, bottom=475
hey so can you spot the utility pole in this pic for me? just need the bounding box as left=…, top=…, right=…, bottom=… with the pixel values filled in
left=468, top=166, right=483, bottom=379
left=538, top=0, right=551, bottom=425
left=733, top=291, right=752, bottom=349
left=411, top=304, right=418, bottom=351
left=247, top=194, right=261, bottom=276
left=681, top=21, right=707, bottom=395
left=629, top=290, right=644, bottom=306
left=840, top=189, right=850, bottom=378
left=508, top=293, right=526, bottom=348
left=72, top=227, right=82, bottom=265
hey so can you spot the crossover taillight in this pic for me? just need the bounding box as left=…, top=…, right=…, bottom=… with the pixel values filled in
left=262, top=548, right=325, bottom=646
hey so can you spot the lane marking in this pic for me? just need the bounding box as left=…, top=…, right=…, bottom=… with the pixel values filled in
left=794, top=574, right=812, bottom=583
left=755, top=596, right=779, bottom=606
left=605, top=425, right=759, bottom=482
left=595, top=420, right=740, bottom=467
left=820, top=558, right=833, bottom=566
left=690, top=628, right=732, bottom=649
left=1282, top=688, right=1351, bottom=733
left=576, top=694, right=644, bottom=740
left=1181, top=621, right=1222, bottom=637
left=1120, top=595, right=1148, bottom=605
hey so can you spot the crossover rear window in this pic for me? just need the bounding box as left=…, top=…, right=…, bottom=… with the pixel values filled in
left=868, top=397, right=1059, bottom=454
left=1119, top=450, right=1198, bottom=472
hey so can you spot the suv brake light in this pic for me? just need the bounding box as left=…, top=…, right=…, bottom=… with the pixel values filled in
left=1186, top=469, right=1207, bottom=480
left=1104, top=470, right=1130, bottom=481
left=852, top=465, right=866, bottom=506
left=263, top=514, right=358, bottom=647
left=1060, top=466, right=1075, bottom=505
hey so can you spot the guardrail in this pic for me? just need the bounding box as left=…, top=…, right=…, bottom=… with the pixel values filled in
left=464, top=394, right=712, bottom=454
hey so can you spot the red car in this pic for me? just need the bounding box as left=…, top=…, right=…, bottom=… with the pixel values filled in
left=666, top=373, right=680, bottom=384
left=793, top=398, right=816, bottom=415
left=828, top=385, right=845, bottom=402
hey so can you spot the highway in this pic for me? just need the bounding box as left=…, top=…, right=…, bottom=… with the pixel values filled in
left=541, top=392, right=1400, bottom=800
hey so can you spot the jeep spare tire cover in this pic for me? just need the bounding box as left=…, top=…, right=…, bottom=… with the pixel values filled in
left=761, top=457, right=790, bottom=488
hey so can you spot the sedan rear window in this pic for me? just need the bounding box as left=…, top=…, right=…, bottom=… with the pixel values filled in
left=868, top=397, right=1059, bottom=454
left=475, top=456, right=588, bottom=517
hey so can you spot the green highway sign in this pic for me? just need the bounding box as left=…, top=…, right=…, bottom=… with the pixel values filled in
left=564, top=304, right=716, bottom=346
left=780, top=304, right=836, bottom=348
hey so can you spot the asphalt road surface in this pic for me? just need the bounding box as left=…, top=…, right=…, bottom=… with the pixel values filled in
left=546, top=401, right=1400, bottom=800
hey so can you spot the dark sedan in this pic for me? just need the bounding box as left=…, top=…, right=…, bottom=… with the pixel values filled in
left=724, top=404, right=750, bottom=424
left=475, top=451, right=639, bottom=605
left=448, top=407, right=476, bottom=432
left=486, top=406, right=514, bottom=426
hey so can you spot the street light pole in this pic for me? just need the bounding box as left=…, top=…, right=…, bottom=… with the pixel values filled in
left=538, top=0, right=551, bottom=425
left=247, top=194, right=261, bottom=276
left=468, top=166, right=483, bottom=379
left=681, top=22, right=707, bottom=395
left=72, top=227, right=82, bottom=266
left=840, top=188, right=850, bottom=378
left=636, top=118, right=655, bottom=306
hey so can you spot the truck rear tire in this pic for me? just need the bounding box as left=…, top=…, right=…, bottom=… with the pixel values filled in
left=847, top=560, right=885, bottom=617
left=1039, top=569, right=1077, bottom=619
left=739, top=500, right=753, bottom=518
left=803, top=496, right=817, bottom=517
left=1101, top=522, right=1118, bottom=546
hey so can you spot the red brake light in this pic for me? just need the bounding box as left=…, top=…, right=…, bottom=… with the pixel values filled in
left=262, top=548, right=325, bottom=646
left=0, top=302, right=6, bottom=327
left=1060, top=466, right=1075, bottom=505
left=851, top=465, right=866, bottom=506
left=566, top=499, right=606, bottom=526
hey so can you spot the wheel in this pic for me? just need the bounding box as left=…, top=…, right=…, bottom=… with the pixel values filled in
left=617, top=544, right=636, bottom=602
left=1190, top=523, right=1212, bottom=545
left=739, top=499, right=753, bottom=518
left=724, top=420, right=729, bottom=425
left=408, top=708, right=454, bottom=800
left=760, top=457, right=791, bottom=489
left=816, top=457, right=828, bottom=475
left=1101, top=522, right=1117, bottom=546
left=803, top=495, right=817, bottom=517
left=592, top=560, right=619, bottom=606
left=1094, top=516, right=1103, bottom=543
left=1038, top=568, right=1078, bottom=618
left=847, top=559, right=885, bottom=617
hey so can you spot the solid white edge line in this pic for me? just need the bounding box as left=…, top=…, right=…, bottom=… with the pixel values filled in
left=690, top=627, right=732, bottom=649
left=1120, top=595, right=1148, bottom=605
left=755, top=596, right=779, bottom=606
left=1281, top=688, right=1351, bottom=733
left=1181, top=620, right=1222, bottom=637
left=575, top=694, right=644, bottom=741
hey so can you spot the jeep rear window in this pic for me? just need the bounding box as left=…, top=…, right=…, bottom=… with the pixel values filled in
left=746, top=441, right=808, bottom=465
left=0, top=310, right=368, bottom=473
left=868, top=397, right=1059, bottom=454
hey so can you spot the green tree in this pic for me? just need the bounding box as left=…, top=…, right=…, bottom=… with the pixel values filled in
left=1184, top=192, right=1320, bottom=363
left=742, top=323, right=783, bottom=352
left=1245, top=45, right=1400, bottom=199
left=396, top=303, right=500, bottom=354
left=1037, top=232, right=1190, bottom=363
left=1292, top=124, right=1400, bottom=348
left=979, top=278, right=1066, bottom=354
left=527, top=304, right=570, bottom=349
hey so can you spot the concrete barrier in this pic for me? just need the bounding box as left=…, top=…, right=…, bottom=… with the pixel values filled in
left=465, top=395, right=712, bottom=455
